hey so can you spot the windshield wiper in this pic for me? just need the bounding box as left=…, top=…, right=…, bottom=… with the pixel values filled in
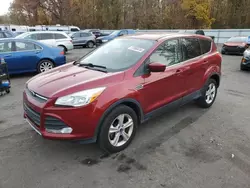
left=79, top=63, right=107, bottom=69
left=79, top=63, right=108, bottom=73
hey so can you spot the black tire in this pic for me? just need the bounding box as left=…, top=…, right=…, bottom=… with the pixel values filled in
left=87, top=41, right=94, bottom=48
left=37, top=59, right=54, bottom=73
left=196, top=79, right=218, bottom=108
left=221, top=50, right=225, bottom=55
left=5, top=88, right=10, bottom=93
left=240, top=64, right=247, bottom=71
left=98, top=105, right=138, bottom=153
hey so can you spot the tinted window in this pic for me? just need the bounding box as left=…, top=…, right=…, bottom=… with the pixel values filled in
left=40, top=33, right=54, bottom=40
left=200, top=39, right=211, bottom=54
left=181, top=38, right=201, bottom=61
left=149, top=39, right=181, bottom=66
left=55, top=33, right=67, bottom=39
left=16, top=42, right=36, bottom=51
left=227, top=37, right=247, bottom=43
left=73, top=33, right=80, bottom=38
left=71, top=28, right=79, bottom=32
left=0, top=42, right=12, bottom=52
left=80, top=33, right=90, bottom=37
left=0, top=32, right=5, bottom=38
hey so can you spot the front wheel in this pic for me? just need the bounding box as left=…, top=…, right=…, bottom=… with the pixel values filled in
left=196, top=79, right=218, bottom=108
left=37, top=60, right=54, bottom=73
left=98, top=105, right=138, bottom=153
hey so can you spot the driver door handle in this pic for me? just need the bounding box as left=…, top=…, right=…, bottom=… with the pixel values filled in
left=176, top=69, right=182, bottom=74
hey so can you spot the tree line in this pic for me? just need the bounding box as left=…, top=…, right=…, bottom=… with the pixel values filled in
left=0, top=0, right=249, bottom=29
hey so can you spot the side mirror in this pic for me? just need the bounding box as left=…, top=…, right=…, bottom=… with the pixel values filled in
left=148, top=62, right=166, bottom=72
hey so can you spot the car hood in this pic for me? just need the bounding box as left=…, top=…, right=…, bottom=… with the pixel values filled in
left=224, top=42, right=246, bottom=47
left=26, top=63, right=124, bottom=98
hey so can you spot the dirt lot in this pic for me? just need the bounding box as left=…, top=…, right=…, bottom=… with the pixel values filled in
left=1, top=47, right=250, bottom=188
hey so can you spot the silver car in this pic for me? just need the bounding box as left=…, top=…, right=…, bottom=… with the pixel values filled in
left=69, top=32, right=96, bottom=48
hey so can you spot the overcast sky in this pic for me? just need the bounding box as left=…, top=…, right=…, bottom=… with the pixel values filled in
left=0, top=0, right=13, bottom=16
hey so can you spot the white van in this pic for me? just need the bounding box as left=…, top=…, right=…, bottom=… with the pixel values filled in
left=16, top=31, right=74, bottom=52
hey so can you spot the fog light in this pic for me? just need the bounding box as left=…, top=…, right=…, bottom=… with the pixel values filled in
left=46, top=127, right=73, bottom=134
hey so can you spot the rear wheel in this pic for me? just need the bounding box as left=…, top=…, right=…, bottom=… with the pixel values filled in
left=240, top=64, right=247, bottom=71
left=98, top=105, right=138, bottom=153
left=5, top=88, right=10, bottom=93
left=196, top=79, right=217, bottom=108
left=87, top=41, right=94, bottom=48
left=37, top=60, right=54, bottom=73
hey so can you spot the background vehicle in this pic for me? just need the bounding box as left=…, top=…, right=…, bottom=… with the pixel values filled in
left=16, top=31, right=74, bottom=53
left=23, top=33, right=221, bottom=153
left=241, top=48, right=250, bottom=70
left=178, top=29, right=215, bottom=41
left=69, top=32, right=96, bottom=48
left=0, top=38, right=66, bottom=74
left=0, top=31, right=16, bottom=38
left=221, top=36, right=248, bottom=55
left=0, top=58, right=11, bottom=94
left=83, top=29, right=101, bottom=38
left=28, top=25, right=80, bottom=33
left=96, top=29, right=136, bottom=45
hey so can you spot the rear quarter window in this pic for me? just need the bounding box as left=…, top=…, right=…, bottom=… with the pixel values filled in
left=199, top=39, right=212, bottom=54
left=40, top=33, right=54, bottom=40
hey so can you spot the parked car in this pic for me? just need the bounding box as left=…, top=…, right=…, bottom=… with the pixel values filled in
left=16, top=31, right=74, bottom=53
left=0, top=38, right=66, bottom=74
left=221, top=36, right=248, bottom=55
left=178, top=30, right=215, bottom=41
left=241, top=48, right=250, bottom=70
left=83, top=29, right=102, bottom=38
left=23, top=33, right=221, bottom=153
left=96, top=29, right=136, bottom=45
left=69, top=32, right=96, bottom=48
left=0, top=30, right=16, bottom=38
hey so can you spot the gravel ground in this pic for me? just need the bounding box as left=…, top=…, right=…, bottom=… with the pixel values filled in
left=1, top=46, right=250, bottom=188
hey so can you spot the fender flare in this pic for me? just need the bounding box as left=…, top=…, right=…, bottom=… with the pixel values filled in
left=93, top=98, right=144, bottom=141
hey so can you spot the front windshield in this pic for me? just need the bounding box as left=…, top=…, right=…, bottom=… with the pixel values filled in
left=78, top=38, right=155, bottom=72
left=15, top=32, right=30, bottom=38
left=110, top=31, right=120, bottom=36
left=228, top=37, right=247, bottom=43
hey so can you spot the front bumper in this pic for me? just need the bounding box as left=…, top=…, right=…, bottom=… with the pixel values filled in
left=241, top=58, right=250, bottom=68
left=222, top=46, right=246, bottom=54
left=23, top=89, right=101, bottom=141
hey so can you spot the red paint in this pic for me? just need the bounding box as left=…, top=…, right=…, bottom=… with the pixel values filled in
left=23, top=34, right=221, bottom=141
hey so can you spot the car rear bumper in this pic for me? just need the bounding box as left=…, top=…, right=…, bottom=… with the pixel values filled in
left=23, top=89, right=101, bottom=141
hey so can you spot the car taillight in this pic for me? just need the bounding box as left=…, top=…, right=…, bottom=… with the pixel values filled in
left=60, top=51, right=64, bottom=55
left=70, top=40, right=73, bottom=43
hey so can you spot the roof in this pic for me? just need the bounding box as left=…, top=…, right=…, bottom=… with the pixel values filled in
left=0, top=38, right=47, bottom=46
left=123, top=32, right=213, bottom=41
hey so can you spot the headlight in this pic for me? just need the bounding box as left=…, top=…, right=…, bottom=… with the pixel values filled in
left=102, top=39, right=108, bottom=43
left=55, top=87, right=106, bottom=107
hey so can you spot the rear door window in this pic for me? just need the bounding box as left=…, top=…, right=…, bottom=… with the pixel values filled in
left=15, top=42, right=36, bottom=51
left=40, top=33, right=54, bottom=40
left=55, top=33, right=67, bottom=39
left=181, top=38, right=201, bottom=61
left=199, top=39, right=212, bottom=54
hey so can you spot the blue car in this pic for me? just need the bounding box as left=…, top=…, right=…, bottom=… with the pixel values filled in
left=0, top=38, right=66, bottom=74
left=96, top=29, right=136, bottom=45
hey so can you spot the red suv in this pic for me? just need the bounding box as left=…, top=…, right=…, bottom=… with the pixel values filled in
left=23, top=33, right=222, bottom=153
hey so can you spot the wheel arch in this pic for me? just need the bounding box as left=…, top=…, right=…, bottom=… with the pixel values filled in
left=93, top=98, right=144, bottom=142
left=57, top=44, right=67, bottom=51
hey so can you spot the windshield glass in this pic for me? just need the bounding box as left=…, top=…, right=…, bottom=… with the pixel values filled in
left=78, top=38, right=155, bottom=72
left=227, top=37, right=247, bottom=43
left=15, top=32, right=30, bottom=38
left=110, top=31, right=120, bottom=36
